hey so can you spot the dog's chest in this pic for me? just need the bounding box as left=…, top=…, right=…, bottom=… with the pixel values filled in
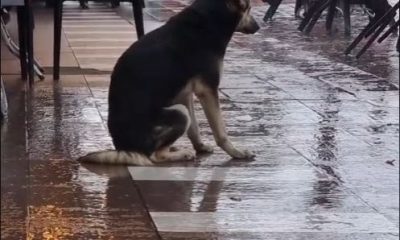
left=172, top=60, right=224, bottom=104
left=172, top=77, right=213, bottom=104
left=172, top=81, right=195, bottom=104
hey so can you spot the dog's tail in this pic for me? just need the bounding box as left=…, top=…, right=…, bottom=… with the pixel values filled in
left=78, top=150, right=154, bottom=166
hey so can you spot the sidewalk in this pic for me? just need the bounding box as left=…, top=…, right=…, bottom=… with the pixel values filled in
left=1, top=1, right=399, bottom=239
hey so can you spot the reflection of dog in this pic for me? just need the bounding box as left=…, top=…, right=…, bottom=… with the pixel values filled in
left=79, top=0, right=259, bottom=165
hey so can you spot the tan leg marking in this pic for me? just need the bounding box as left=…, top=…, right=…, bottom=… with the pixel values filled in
left=194, top=81, right=254, bottom=159
left=183, top=94, right=214, bottom=154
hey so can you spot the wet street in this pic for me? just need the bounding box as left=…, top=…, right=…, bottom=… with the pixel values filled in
left=1, top=0, right=399, bottom=239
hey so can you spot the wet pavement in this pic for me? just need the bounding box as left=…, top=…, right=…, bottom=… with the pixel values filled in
left=1, top=0, right=399, bottom=239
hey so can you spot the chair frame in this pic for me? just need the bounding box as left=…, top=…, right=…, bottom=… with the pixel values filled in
left=52, top=0, right=145, bottom=80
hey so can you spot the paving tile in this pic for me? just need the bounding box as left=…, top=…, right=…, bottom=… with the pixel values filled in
left=151, top=212, right=397, bottom=233
left=72, top=48, right=126, bottom=56
left=160, top=232, right=399, bottom=240
left=219, top=73, right=266, bottom=89
left=35, top=52, right=79, bottom=68
left=146, top=8, right=177, bottom=21
left=27, top=122, right=113, bottom=160
left=1, top=59, right=24, bottom=75
left=133, top=178, right=372, bottom=213
left=129, top=165, right=331, bottom=182
left=84, top=75, right=111, bottom=88
left=1, top=43, right=17, bottom=60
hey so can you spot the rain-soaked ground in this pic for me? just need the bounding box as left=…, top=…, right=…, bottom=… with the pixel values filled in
left=1, top=0, right=399, bottom=239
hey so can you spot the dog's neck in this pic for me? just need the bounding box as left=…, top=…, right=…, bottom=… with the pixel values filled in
left=169, top=2, right=240, bottom=54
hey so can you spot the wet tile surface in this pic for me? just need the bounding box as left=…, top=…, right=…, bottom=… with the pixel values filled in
left=1, top=0, right=399, bottom=239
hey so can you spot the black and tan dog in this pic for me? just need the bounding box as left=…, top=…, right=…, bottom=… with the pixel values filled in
left=78, top=0, right=260, bottom=165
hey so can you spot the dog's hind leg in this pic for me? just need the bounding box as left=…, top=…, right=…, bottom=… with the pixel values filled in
left=150, top=104, right=196, bottom=163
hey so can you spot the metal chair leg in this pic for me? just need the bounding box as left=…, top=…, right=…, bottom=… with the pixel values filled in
left=53, top=0, right=63, bottom=80
left=132, top=0, right=145, bottom=39
left=356, top=17, right=392, bottom=58
left=17, top=6, right=27, bottom=81
left=299, top=0, right=328, bottom=31
left=342, top=0, right=351, bottom=36
left=364, top=2, right=399, bottom=38
left=345, top=19, right=374, bottom=54
left=346, top=2, right=399, bottom=55
left=304, top=0, right=331, bottom=34
left=325, top=0, right=338, bottom=32
left=25, top=1, right=34, bottom=85
left=263, top=0, right=283, bottom=22
left=378, top=20, right=399, bottom=43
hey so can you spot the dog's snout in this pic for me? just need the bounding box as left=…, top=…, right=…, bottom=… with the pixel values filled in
left=248, top=19, right=260, bottom=33
left=236, top=15, right=260, bottom=34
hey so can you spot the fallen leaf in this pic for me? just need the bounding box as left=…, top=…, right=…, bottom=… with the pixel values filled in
left=230, top=196, right=242, bottom=202
left=385, top=160, right=395, bottom=166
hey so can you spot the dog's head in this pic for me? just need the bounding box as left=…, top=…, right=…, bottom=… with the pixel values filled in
left=226, top=0, right=260, bottom=34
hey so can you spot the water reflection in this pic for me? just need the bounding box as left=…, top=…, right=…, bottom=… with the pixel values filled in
left=311, top=87, right=342, bottom=209
left=0, top=78, right=29, bottom=239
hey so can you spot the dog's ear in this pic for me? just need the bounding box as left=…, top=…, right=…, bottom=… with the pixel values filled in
left=226, top=0, right=249, bottom=12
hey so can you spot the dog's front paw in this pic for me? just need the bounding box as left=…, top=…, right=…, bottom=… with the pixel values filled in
left=180, top=149, right=196, bottom=161
left=195, top=143, right=214, bottom=154
left=229, top=149, right=255, bottom=159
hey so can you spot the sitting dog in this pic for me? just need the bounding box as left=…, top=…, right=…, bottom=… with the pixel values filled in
left=78, top=0, right=260, bottom=165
